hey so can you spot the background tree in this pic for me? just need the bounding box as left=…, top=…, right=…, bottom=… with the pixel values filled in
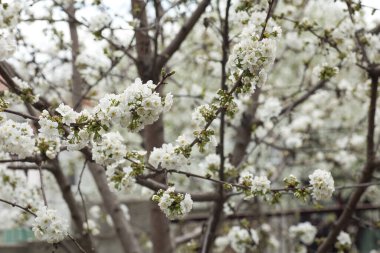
left=0, top=0, right=380, bottom=253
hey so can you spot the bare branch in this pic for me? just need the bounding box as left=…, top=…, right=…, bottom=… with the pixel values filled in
left=316, top=73, right=379, bottom=253
left=157, top=0, right=211, bottom=69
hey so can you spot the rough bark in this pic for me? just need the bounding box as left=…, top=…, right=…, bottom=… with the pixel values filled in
left=50, top=160, right=96, bottom=253
left=230, top=88, right=261, bottom=167
left=131, top=1, right=172, bottom=252
left=67, top=2, right=82, bottom=110
left=88, top=162, right=143, bottom=253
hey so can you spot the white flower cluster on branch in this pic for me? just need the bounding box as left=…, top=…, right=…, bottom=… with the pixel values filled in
left=0, top=2, right=22, bottom=60
left=335, top=231, right=352, bottom=252
left=32, top=206, right=69, bottom=243
left=92, top=132, right=127, bottom=166
left=215, top=225, right=259, bottom=253
left=309, top=169, right=335, bottom=201
left=149, top=143, right=189, bottom=170
left=289, top=222, right=317, bottom=245
left=0, top=31, right=16, bottom=61
left=152, top=187, right=193, bottom=220
left=228, top=11, right=281, bottom=93
left=0, top=116, right=35, bottom=158
left=239, top=172, right=271, bottom=198
left=93, top=78, right=173, bottom=132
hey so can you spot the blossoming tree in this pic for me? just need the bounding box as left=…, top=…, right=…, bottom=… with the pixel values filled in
left=0, top=0, right=379, bottom=252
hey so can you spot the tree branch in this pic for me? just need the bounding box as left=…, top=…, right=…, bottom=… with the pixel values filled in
left=316, top=73, right=379, bottom=253
left=156, top=0, right=211, bottom=69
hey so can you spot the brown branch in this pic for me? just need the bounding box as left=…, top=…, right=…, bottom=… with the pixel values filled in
left=199, top=0, right=232, bottom=249
left=131, top=1, right=173, bottom=252
left=0, top=62, right=48, bottom=112
left=279, top=79, right=327, bottom=116
left=67, top=2, right=83, bottom=110
left=0, top=198, right=36, bottom=217
left=154, top=70, right=175, bottom=92
left=85, top=159, right=142, bottom=253
left=38, top=165, right=48, bottom=207
left=136, top=176, right=220, bottom=202
left=3, top=109, right=39, bottom=121
left=156, top=0, right=211, bottom=69
left=131, top=0, right=153, bottom=80
left=67, top=234, right=87, bottom=253
left=174, top=203, right=380, bottom=222
left=230, top=88, right=261, bottom=167
left=316, top=73, right=379, bottom=253
left=50, top=159, right=96, bottom=253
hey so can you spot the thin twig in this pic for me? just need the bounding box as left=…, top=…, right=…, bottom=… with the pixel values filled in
left=68, top=234, right=87, bottom=253
left=77, top=160, right=89, bottom=234
left=38, top=165, right=48, bottom=207
left=0, top=198, right=36, bottom=216
left=3, top=109, right=39, bottom=121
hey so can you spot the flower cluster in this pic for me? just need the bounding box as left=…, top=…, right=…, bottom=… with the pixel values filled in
left=257, top=97, right=282, bottom=122
left=239, top=172, right=271, bottom=198
left=106, top=162, right=135, bottom=192
left=0, top=161, right=39, bottom=228
left=152, top=187, right=193, bottom=220
left=251, top=175, right=271, bottom=194
left=191, top=104, right=217, bottom=130
left=92, top=132, right=127, bottom=166
left=313, top=63, right=339, bottom=81
left=11, top=77, right=40, bottom=103
left=0, top=2, right=22, bottom=28
left=37, top=110, right=62, bottom=159
left=32, top=206, right=69, bottom=243
left=93, top=78, right=173, bottom=132
left=309, top=169, right=335, bottom=201
left=335, top=231, right=352, bottom=252
left=149, top=136, right=191, bottom=171
left=64, top=109, right=93, bottom=151
left=0, top=117, right=35, bottom=158
left=83, top=219, right=100, bottom=236
left=215, top=226, right=259, bottom=253
left=90, top=141, right=146, bottom=192
left=0, top=31, right=16, bottom=61
left=87, top=11, right=112, bottom=32
left=190, top=104, right=218, bottom=151
left=228, top=11, right=281, bottom=94
left=56, top=104, right=79, bottom=125
left=289, top=222, right=317, bottom=245
left=199, top=154, right=235, bottom=176
left=38, top=114, right=60, bottom=139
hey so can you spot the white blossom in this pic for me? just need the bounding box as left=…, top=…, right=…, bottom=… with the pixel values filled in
left=56, top=104, right=79, bottom=125
left=153, top=187, right=193, bottom=220
left=309, top=169, right=335, bottom=201
left=149, top=143, right=189, bottom=170
left=257, top=97, right=282, bottom=121
left=227, top=11, right=281, bottom=93
left=289, top=222, right=317, bottom=245
left=87, top=12, right=112, bottom=32
left=38, top=116, right=60, bottom=139
left=0, top=119, right=35, bottom=158
left=106, top=162, right=135, bottom=192
left=0, top=31, right=16, bottom=61
left=32, top=206, right=69, bottom=243
left=92, top=132, right=127, bottom=166
left=227, top=226, right=259, bottom=253
left=337, top=231, right=351, bottom=248
left=93, top=78, right=172, bottom=132
left=251, top=175, right=271, bottom=194
left=83, top=219, right=100, bottom=236
left=0, top=2, right=23, bottom=28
